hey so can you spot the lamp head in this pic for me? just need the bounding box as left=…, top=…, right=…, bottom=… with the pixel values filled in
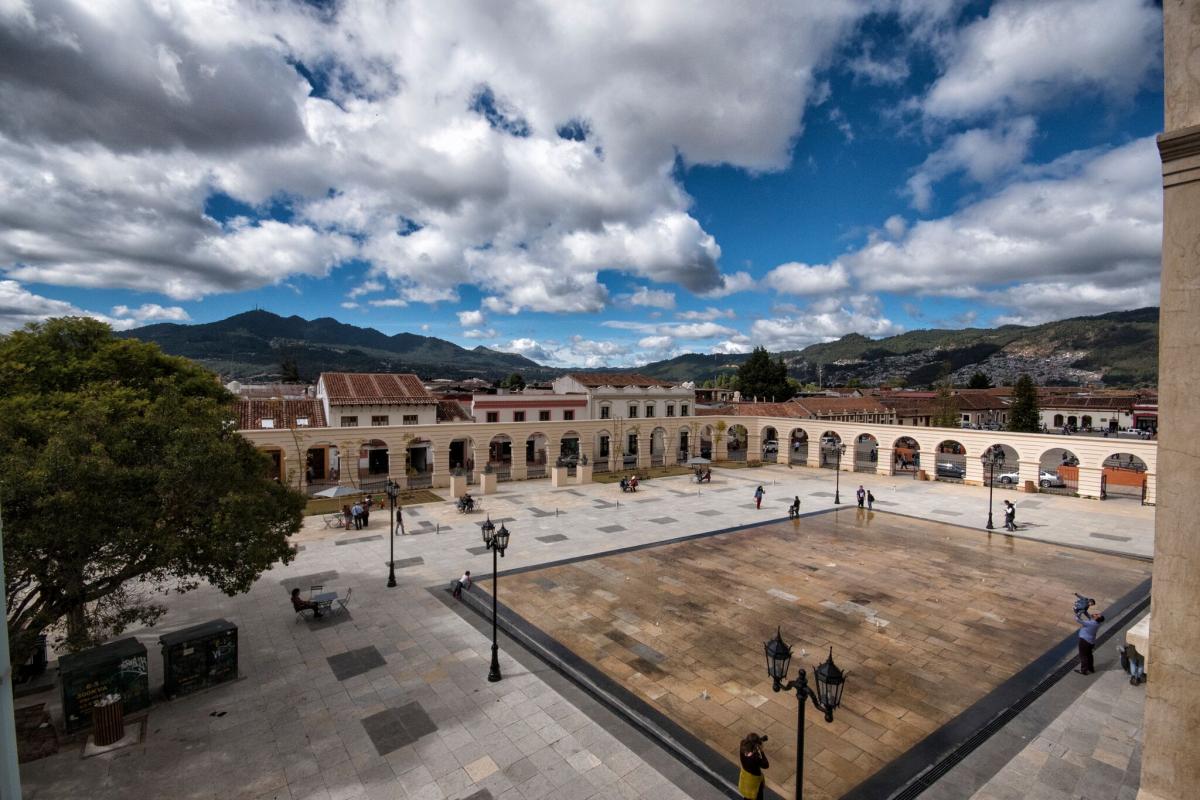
left=763, top=628, right=792, bottom=686
left=481, top=516, right=495, bottom=546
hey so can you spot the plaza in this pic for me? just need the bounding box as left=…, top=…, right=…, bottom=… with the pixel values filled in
left=16, top=463, right=1155, bottom=800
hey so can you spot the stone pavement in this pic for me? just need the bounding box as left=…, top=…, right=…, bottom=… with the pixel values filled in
left=16, top=463, right=1155, bottom=800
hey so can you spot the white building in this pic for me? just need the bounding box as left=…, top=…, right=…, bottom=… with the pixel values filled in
left=470, top=390, right=589, bottom=424
left=316, top=372, right=439, bottom=428
left=550, top=372, right=694, bottom=421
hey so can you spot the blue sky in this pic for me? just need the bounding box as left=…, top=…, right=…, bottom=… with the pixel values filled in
left=0, top=0, right=1165, bottom=366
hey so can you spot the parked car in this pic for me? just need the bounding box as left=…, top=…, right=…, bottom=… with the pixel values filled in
left=936, top=462, right=965, bottom=479
left=998, top=470, right=1065, bottom=488
left=763, top=440, right=779, bottom=454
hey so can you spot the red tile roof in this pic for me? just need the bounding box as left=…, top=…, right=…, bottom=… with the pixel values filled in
left=436, top=399, right=473, bottom=422
left=319, top=372, right=437, bottom=405
left=565, top=372, right=676, bottom=388
left=234, top=399, right=327, bottom=430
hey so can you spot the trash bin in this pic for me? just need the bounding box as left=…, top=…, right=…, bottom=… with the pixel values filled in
left=91, top=694, right=124, bottom=746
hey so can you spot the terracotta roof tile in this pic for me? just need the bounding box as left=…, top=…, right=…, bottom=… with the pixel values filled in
left=436, top=399, right=473, bottom=422
left=234, top=399, right=327, bottom=430
left=566, top=371, right=676, bottom=388
left=320, top=372, right=437, bottom=405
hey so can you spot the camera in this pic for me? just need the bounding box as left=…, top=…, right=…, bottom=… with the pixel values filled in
left=758, top=735, right=768, bottom=743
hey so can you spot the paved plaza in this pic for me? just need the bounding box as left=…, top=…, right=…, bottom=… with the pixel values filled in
left=17, top=463, right=1155, bottom=800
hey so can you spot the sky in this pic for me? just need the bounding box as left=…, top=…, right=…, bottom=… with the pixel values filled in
left=0, top=0, right=1165, bottom=367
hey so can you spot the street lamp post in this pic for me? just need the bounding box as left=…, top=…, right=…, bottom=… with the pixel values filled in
left=983, top=449, right=999, bottom=530
left=763, top=630, right=848, bottom=800
left=481, top=516, right=510, bottom=683
left=831, top=443, right=847, bottom=505
left=386, top=479, right=400, bottom=588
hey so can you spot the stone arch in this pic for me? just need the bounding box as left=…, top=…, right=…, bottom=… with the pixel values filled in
left=853, top=432, right=879, bottom=473
left=789, top=428, right=809, bottom=466
left=489, top=433, right=513, bottom=480
left=1053, top=413, right=1065, bottom=428
left=761, top=426, right=780, bottom=463
left=1100, top=451, right=1148, bottom=501
left=358, top=438, right=390, bottom=492
left=1081, top=415, right=1093, bottom=429
left=406, top=437, right=434, bottom=488
left=1035, top=446, right=1079, bottom=495
left=699, top=424, right=714, bottom=459
left=592, top=429, right=612, bottom=473
left=559, top=430, right=581, bottom=467
left=893, top=436, right=921, bottom=476
left=933, top=439, right=965, bottom=483
left=448, top=435, right=475, bottom=481
left=650, top=426, right=668, bottom=466
left=677, top=426, right=691, bottom=462
left=818, top=431, right=844, bottom=470
left=726, top=423, right=749, bottom=461
left=305, top=441, right=341, bottom=495
left=982, top=443, right=1021, bottom=489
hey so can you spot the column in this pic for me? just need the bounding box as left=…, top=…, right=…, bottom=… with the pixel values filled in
left=664, top=432, right=678, bottom=467
left=1017, top=459, right=1040, bottom=492
left=391, top=448, right=409, bottom=491
left=1076, top=466, right=1102, bottom=500
left=1140, top=7, right=1200, bottom=796
left=964, top=456, right=984, bottom=486
left=876, top=453, right=894, bottom=477
left=473, top=445, right=489, bottom=480
left=636, top=433, right=651, bottom=470
left=714, top=429, right=729, bottom=461
left=338, top=441, right=358, bottom=487
left=510, top=441, right=528, bottom=481
left=431, top=439, right=451, bottom=489
left=1143, top=471, right=1156, bottom=506
left=747, top=439, right=762, bottom=463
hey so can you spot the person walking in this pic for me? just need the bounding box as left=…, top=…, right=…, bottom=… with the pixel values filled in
left=867, top=489, right=875, bottom=510
left=856, top=485, right=865, bottom=508
left=360, top=496, right=370, bottom=528
left=754, top=485, right=765, bottom=509
left=737, top=732, right=769, bottom=799
left=1075, top=607, right=1105, bottom=675
left=351, top=501, right=364, bottom=530
left=1003, top=500, right=1016, bottom=531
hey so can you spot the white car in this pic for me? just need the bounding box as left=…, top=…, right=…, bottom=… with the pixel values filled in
left=998, top=470, right=1065, bottom=488
left=763, top=440, right=779, bottom=453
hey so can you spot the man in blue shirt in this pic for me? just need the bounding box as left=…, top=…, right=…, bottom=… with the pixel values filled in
left=1076, top=608, right=1105, bottom=675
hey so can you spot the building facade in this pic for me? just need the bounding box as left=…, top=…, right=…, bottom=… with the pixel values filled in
left=550, top=372, right=694, bottom=422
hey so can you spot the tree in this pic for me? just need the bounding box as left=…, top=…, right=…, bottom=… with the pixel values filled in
left=1, top=318, right=304, bottom=665
left=500, top=372, right=526, bottom=390
left=1008, top=374, right=1041, bottom=432
left=280, top=356, right=301, bottom=383
left=736, top=346, right=791, bottom=401
left=932, top=380, right=960, bottom=427
left=968, top=371, right=992, bottom=389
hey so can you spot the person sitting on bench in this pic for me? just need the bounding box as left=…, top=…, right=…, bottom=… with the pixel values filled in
left=458, top=493, right=474, bottom=512
left=291, top=588, right=323, bottom=618
left=619, top=477, right=630, bottom=492
left=699, top=468, right=712, bottom=483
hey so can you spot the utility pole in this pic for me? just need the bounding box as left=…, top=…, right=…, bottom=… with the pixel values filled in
left=0, top=505, right=24, bottom=799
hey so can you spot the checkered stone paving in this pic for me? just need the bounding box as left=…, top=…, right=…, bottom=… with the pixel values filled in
left=494, top=509, right=1152, bottom=800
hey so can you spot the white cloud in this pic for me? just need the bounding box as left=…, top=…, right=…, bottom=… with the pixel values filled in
left=457, top=309, right=485, bottom=327
left=627, top=286, right=676, bottom=309
left=883, top=215, right=908, bottom=239
left=922, top=0, right=1161, bottom=121
left=763, top=262, right=850, bottom=295
left=0, top=1, right=872, bottom=311
left=348, top=279, right=384, bottom=299
left=905, top=117, right=1036, bottom=211
left=340, top=301, right=359, bottom=309
left=750, top=295, right=903, bottom=350
left=676, top=307, right=735, bottom=321
left=828, top=108, right=854, bottom=143
left=711, top=336, right=754, bottom=355
left=702, top=271, right=757, bottom=298
left=847, top=44, right=910, bottom=86
left=988, top=281, right=1159, bottom=325
left=0, top=280, right=147, bottom=331
left=368, top=298, right=408, bottom=308
left=110, top=303, right=190, bottom=322
left=638, top=335, right=675, bottom=351
left=462, top=327, right=498, bottom=339
left=831, top=137, right=1162, bottom=300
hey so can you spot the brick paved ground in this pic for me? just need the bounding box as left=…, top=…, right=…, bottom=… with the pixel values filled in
left=496, top=509, right=1152, bottom=799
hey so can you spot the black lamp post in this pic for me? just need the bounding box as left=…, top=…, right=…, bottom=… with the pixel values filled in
left=386, top=479, right=400, bottom=588
left=481, top=516, right=510, bottom=683
left=983, top=449, right=999, bottom=530
left=764, top=630, right=848, bottom=800
left=831, top=443, right=847, bottom=504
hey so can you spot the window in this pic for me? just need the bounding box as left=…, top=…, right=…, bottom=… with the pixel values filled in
left=486, top=412, right=499, bottom=423
left=260, top=419, right=275, bottom=429
left=645, top=404, right=655, bottom=418
left=681, top=403, right=689, bottom=417
left=295, top=417, right=309, bottom=427
left=563, top=410, right=574, bottom=421
left=403, top=415, right=418, bottom=425
left=371, top=415, right=389, bottom=426
left=600, top=405, right=611, bottom=419
left=539, top=410, right=551, bottom=421
left=514, top=411, right=526, bottom=422
left=340, top=416, right=358, bottom=427
left=628, top=433, right=638, bottom=454
left=666, top=405, right=675, bottom=417
left=599, top=435, right=610, bottom=458
left=628, top=404, right=638, bottom=418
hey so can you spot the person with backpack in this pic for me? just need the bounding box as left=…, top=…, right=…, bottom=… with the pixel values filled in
left=866, top=489, right=875, bottom=510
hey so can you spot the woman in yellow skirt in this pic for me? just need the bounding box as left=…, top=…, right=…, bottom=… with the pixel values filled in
left=737, top=732, right=770, bottom=799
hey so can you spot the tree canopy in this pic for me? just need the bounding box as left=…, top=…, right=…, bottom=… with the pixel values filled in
left=499, top=372, right=526, bottom=390
left=736, top=347, right=791, bottom=401
left=1, top=318, right=304, bottom=664
left=932, top=381, right=961, bottom=428
left=968, top=371, right=993, bottom=389
left=1008, top=374, right=1041, bottom=432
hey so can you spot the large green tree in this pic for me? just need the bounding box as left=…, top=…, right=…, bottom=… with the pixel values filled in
left=932, top=381, right=961, bottom=427
left=968, top=371, right=992, bottom=389
left=736, top=346, right=792, bottom=401
left=1008, top=374, right=1041, bottom=432
left=1, top=318, right=304, bottom=665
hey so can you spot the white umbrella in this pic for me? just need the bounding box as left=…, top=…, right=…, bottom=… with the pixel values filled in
left=313, top=485, right=361, bottom=498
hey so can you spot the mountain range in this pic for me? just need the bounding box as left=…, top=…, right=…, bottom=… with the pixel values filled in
left=122, top=307, right=1160, bottom=387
